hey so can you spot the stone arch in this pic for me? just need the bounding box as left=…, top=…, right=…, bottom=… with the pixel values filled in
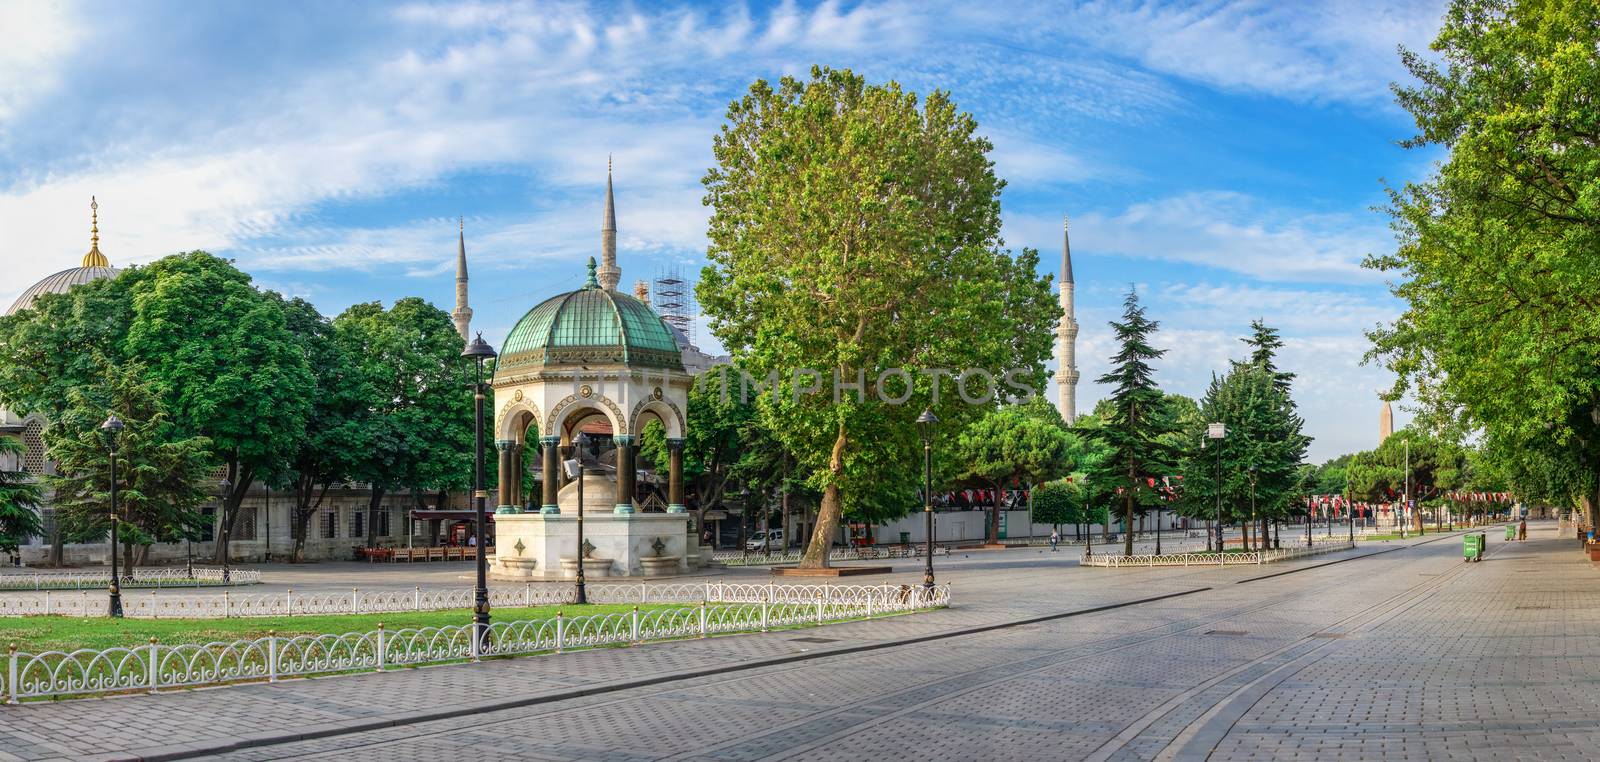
left=629, top=398, right=686, bottom=440
left=496, top=399, right=542, bottom=443
left=546, top=392, right=627, bottom=440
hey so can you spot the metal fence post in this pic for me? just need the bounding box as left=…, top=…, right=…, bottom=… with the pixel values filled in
left=224, top=590, right=231, bottom=618
left=631, top=606, right=640, bottom=644
left=376, top=624, right=387, bottom=672
left=761, top=590, right=770, bottom=633
left=699, top=601, right=707, bottom=638
left=147, top=638, right=159, bottom=694
left=286, top=588, right=293, bottom=613
left=866, top=590, right=874, bottom=619
left=470, top=621, right=481, bottom=662
left=704, top=582, right=711, bottom=602
left=267, top=631, right=278, bottom=683
left=7, top=643, right=17, bottom=705
left=816, top=586, right=825, bottom=624
left=555, top=611, right=565, bottom=653
left=352, top=587, right=359, bottom=614
left=416, top=586, right=422, bottom=611
left=43, top=591, right=49, bottom=616
left=525, top=583, right=531, bottom=608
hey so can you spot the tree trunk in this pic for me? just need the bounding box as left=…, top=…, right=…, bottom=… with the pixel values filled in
left=215, top=459, right=254, bottom=564
left=987, top=481, right=1002, bottom=545
left=1123, top=493, right=1134, bottom=557
left=366, top=487, right=386, bottom=549
left=800, top=423, right=848, bottom=569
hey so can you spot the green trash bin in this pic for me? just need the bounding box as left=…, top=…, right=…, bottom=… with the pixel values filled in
left=1463, top=534, right=1481, bottom=562
left=1506, top=524, right=1517, bottom=541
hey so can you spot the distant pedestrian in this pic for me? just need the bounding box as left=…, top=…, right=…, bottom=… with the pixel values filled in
left=467, top=534, right=477, bottom=547
left=1050, top=530, right=1060, bottom=552
left=1518, top=519, right=1527, bottom=541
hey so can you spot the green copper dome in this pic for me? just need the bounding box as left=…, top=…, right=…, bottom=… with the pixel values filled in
left=496, top=258, right=684, bottom=378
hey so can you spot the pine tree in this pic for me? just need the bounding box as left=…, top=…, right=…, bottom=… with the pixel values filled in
left=0, top=438, right=41, bottom=555
left=1094, top=289, right=1169, bottom=556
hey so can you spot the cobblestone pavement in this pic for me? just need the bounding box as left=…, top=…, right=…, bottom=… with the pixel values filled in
left=0, top=525, right=1572, bottom=761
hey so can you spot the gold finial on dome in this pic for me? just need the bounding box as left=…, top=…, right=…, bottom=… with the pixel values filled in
left=82, top=196, right=109, bottom=268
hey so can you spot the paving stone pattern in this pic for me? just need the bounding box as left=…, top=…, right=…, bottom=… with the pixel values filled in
left=1, top=527, right=1588, bottom=761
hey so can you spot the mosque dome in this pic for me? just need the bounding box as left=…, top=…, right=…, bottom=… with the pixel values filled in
left=495, top=257, right=684, bottom=380
left=7, top=198, right=120, bottom=316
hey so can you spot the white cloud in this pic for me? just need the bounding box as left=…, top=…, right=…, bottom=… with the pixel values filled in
left=1070, top=192, right=1390, bottom=283
left=1051, top=0, right=1447, bottom=105
left=0, top=0, right=81, bottom=130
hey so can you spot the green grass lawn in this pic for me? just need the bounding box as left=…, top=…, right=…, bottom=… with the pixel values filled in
left=0, top=603, right=686, bottom=652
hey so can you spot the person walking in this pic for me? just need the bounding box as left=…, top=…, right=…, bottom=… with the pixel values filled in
left=1050, top=529, right=1060, bottom=552
left=1518, top=518, right=1527, bottom=541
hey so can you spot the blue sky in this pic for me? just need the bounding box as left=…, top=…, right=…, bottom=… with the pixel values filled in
left=0, top=0, right=1447, bottom=460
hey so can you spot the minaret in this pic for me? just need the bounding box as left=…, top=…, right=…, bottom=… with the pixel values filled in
left=597, top=157, right=621, bottom=292
left=1056, top=215, right=1079, bottom=423
left=1380, top=399, right=1394, bottom=442
left=451, top=217, right=472, bottom=341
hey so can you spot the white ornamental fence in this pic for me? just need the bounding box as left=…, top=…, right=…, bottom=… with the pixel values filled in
left=712, top=546, right=953, bottom=566
left=1080, top=540, right=1356, bottom=568
left=0, top=580, right=925, bottom=619
left=0, top=568, right=260, bottom=591
left=1, top=583, right=951, bottom=703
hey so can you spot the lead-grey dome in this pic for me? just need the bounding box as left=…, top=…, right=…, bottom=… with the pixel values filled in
left=8, top=265, right=120, bottom=315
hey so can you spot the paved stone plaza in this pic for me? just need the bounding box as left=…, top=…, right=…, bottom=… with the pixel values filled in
left=1, top=523, right=1594, bottom=761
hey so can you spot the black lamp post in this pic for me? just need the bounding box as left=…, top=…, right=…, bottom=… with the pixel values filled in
left=1207, top=423, right=1225, bottom=552
left=218, top=478, right=233, bottom=582
left=463, top=332, right=497, bottom=632
left=563, top=433, right=589, bottom=605
left=917, top=408, right=937, bottom=590
left=100, top=415, right=125, bottom=618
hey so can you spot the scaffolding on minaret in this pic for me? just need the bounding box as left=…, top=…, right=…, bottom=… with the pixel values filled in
left=653, top=266, right=694, bottom=345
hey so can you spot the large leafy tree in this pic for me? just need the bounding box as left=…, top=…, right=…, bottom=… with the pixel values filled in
left=1346, top=428, right=1466, bottom=529
left=279, top=297, right=371, bottom=561
left=699, top=67, right=1059, bottom=567
left=955, top=398, right=1078, bottom=543
left=0, top=439, right=42, bottom=554
left=0, top=253, right=314, bottom=563
left=44, top=359, right=213, bottom=567
left=1178, top=366, right=1306, bottom=549
left=121, top=253, right=314, bottom=562
left=1094, top=290, right=1178, bottom=556
left=1367, top=0, right=1600, bottom=535
left=335, top=298, right=469, bottom=546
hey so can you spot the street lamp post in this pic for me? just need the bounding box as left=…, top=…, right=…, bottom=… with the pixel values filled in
left=218, top=478, right=232, bottom=583
left=1207, top=423, right=1226, bottom=553
left=563, top=434, right=589, bottom=605
left=462, top=332, right=497, bottom=633
left=100, top=415, right=125, bottom=618
left=1348, top=490, right=1356, bottom=543
left=917, top=409, right=937, bottom=590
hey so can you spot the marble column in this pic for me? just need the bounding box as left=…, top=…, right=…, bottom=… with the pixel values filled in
left=540, top=436, right=561, bottom=514
left=667, top=438, right=686, bottom=513
left=613, top=435, right=635, bottom=514
left=495, top=440, right=517, bottom=513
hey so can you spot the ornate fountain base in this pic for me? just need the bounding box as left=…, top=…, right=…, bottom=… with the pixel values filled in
left=491, top=512, right=699, bottom=579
